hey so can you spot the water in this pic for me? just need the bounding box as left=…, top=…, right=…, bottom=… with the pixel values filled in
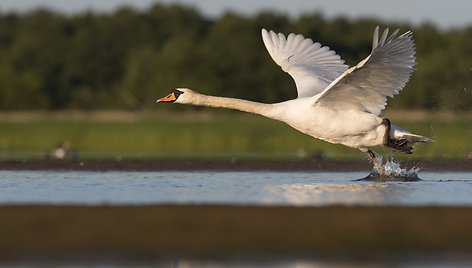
left=1, top=170, right=471, bottom=206
left=2, top=169, right=472, bottom=267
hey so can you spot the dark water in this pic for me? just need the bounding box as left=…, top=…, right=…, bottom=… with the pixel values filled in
left=1, top=170, right=471, bottom=205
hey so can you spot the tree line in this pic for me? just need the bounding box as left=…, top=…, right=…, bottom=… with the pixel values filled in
left=0, top=3, right=471, bottom=111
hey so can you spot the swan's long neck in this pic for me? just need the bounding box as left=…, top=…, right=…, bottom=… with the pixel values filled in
left=185, top=92, right=278, bottom=119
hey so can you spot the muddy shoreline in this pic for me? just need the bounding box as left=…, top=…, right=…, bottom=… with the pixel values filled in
left=1, top=158, right=471, bottom=171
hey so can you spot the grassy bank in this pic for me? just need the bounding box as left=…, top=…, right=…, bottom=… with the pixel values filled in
left=0, top=110, right=471, bottom=160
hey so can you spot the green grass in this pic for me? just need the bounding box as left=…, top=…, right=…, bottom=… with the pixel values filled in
left=0, top=111, right=471, bottom=160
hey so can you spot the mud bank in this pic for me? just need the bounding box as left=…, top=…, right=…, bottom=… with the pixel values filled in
left=1, top=205, right=472, bottom=260
left=1, top=158, right=471, bottom=171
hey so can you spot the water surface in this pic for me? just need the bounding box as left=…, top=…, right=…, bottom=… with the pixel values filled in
left=1, top=170, right=471, bottom=206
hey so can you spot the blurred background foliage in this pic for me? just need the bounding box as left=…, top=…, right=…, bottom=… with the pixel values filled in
left=0, top=3, right=470, bottom=111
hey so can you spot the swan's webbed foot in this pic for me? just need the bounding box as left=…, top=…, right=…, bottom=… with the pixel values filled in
left=382, top=118, right=413, bottom=154
left=388, top=138, right=413, bottom=154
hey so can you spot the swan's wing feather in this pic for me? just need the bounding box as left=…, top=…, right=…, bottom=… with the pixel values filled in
left=315, top=26, right=416, bottom=115
left=262, top=28, right=348, bottom=98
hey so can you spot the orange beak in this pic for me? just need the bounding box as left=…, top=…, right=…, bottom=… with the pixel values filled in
left=156, top=93, right=176, bottom=103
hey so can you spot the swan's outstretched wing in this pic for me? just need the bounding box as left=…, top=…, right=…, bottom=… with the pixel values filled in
left=315, top=26, right=416, bottom=115
left=262, top=29, right=348, bottom=98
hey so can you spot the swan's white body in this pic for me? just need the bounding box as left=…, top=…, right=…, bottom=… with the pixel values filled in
left=158, top=27, right=432, bottom=157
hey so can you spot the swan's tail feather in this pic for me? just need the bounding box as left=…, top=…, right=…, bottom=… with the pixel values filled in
left=387, top=124, right=433, bottom=154
left=390, top=124, right=434, bottom=144
left=401, top=133, right=434, bottom=144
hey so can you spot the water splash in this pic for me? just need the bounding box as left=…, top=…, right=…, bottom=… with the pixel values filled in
left=360, top=155, right=421, bottom=181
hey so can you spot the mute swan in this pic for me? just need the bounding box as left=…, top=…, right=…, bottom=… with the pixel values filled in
left=157, top=26, right=432, bottom=161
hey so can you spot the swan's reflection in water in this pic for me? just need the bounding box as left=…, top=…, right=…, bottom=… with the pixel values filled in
left=261, top=182, right=412, bottom=205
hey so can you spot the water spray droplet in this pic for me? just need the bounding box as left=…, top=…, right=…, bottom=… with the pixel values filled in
left=360, top=156, right=420, bottom=181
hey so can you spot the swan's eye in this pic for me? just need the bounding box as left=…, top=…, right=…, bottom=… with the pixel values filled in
left=173, top=89, right=184, bottom=98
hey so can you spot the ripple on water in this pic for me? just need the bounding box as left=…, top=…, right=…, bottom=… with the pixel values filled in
left=0, top=170, right=471, bottom=206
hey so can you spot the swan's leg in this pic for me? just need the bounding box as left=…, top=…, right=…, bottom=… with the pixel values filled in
left=366, top=149, right=383, bottom=171
left=366, top=149, right=376, bottom=162
left=382, top=118, right=413, bottom=154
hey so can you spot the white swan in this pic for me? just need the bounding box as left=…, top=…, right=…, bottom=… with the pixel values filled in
left=157, top=26, right=432, bottom=161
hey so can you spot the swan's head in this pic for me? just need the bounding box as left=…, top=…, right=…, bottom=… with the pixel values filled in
left=156, top=88, right=195, bottom=104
